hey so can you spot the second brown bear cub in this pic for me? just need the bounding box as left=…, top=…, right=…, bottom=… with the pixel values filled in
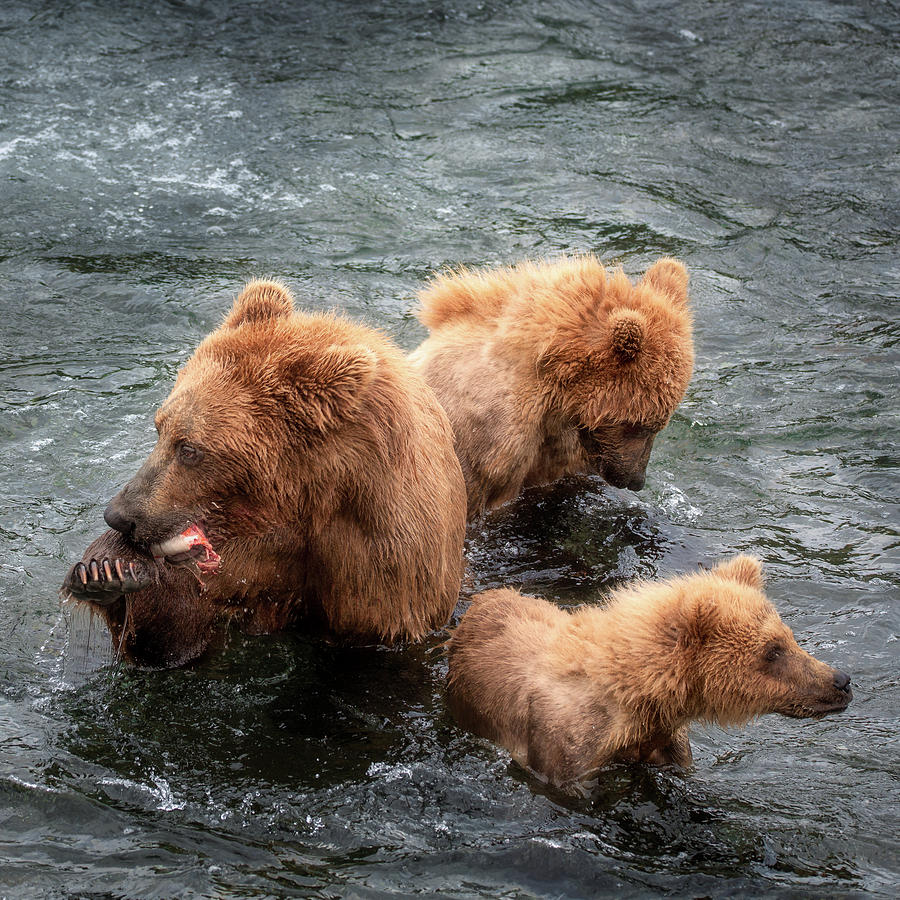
left=448, top=556, right=852, bottom=790
left=410, top=256, right=694, bottom=518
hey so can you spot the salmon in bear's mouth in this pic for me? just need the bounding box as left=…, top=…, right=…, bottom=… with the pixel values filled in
left=150, top=523, right=220, bottom=573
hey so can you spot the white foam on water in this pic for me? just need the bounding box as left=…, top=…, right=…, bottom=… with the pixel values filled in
left=366, top=761, right=413, bottom=782
left=656, top=482, right=703, bottom=523
left=99, top=773, right=186, bottom=812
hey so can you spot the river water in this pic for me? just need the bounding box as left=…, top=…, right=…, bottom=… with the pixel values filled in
left=1, top=1, right=897, bottom=896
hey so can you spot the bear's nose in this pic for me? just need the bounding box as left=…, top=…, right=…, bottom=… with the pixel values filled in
left=104, top=498, right=136, bottom=536
left=833, top=670, right=851, bottom=692
left=627, top=473, right=646, bottom=491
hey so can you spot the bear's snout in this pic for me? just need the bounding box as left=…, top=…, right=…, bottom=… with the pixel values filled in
left=599, top=464, right=645, bottom=492
left=104, top=494, right=137, bottom=536
left=809, top=665, right=853, bottom=715
left=833, top=669, right=852, bottom=694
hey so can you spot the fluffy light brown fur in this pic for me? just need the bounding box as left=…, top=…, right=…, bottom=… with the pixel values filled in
left=408, top=256, right=694, bottom=518
left=447, top=556, right=852, bottom=790
left=63, top=280, right=467, bottom=667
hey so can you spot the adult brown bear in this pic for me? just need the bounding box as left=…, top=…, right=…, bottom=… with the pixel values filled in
left=408, top=256, right=694, bottom=518
left=62, top=280, right=467, bottom=667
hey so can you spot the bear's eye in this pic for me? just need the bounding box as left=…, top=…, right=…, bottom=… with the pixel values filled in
left=177, top=442, right=203, bottom=466
left=765, top=644, right=783, bottom=663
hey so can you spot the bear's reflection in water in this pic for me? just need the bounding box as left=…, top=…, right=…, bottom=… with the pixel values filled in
left=60, top=630, right=447, bottom=792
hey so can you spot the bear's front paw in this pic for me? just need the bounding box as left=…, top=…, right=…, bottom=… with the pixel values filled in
left=63, top=557, right=151, bottom=606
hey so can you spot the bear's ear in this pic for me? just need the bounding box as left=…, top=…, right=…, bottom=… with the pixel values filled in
left=538, top=308, right=649, bottom=380
left=223, top=279, right=295, bottom=329
left=641, top=258, right=689, bottom=308
left=712, top=555, right=764, bottom=590
left=676, top=594, right=719, bottom=649
left=608, top=308, right=647, bottom=361
left=282, top=344, right=377, bottom=432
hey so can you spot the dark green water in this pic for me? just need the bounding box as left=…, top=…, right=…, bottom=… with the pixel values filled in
left=1, top=1, right=898, bottom=896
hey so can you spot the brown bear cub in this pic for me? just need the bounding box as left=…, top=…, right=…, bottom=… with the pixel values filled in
left=62, top=280, right=467, bottom=668
left=409, top=256, right=694, bottom=518
left=447, top=556, right=852, bottom=790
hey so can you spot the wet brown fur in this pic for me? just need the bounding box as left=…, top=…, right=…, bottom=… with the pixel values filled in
left=408, top=256, right=694, bottom=517
left=447, top=556, right=852, bottom=790
left=64, top=280, right=467, bottom=667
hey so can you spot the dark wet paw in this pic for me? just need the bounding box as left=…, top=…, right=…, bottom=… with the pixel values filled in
left=63, top=557, right=151, bottom=606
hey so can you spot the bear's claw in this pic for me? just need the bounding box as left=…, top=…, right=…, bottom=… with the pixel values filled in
left=65, top=557, right=151, bottom=606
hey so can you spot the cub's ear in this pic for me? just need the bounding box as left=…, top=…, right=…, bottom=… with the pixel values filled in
left=712, top=555, right=764, bottom=590
left=282, top=344, right=377, bottom=432
left=608, top=308, right=647, bottom=361
left=641, top=258, right=689, bottom=308
left=223, top=279, right=295, bottom=328
left=539, top=309, right=649, bottom=380
left=676, top=594, right=719, bottom=649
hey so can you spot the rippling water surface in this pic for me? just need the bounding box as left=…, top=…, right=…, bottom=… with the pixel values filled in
left=1, top=1, right=897, bottom=896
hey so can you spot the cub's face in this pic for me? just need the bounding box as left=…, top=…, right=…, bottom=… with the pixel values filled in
left=537, top=260, right=694, bottom=494
left=693, top=592, right=853, bottom=724
left=748, top=615, right=853, bottom=719
left=687, top=557, right=853, bottom=723
left=576, top=421, right=659, bottom=491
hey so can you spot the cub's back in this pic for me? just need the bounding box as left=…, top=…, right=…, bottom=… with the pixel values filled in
left=448, top=590, right=567, bottom=755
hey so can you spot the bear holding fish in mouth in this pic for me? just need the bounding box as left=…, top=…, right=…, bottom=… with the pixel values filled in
left=62, top=279, right=467, bottom=667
